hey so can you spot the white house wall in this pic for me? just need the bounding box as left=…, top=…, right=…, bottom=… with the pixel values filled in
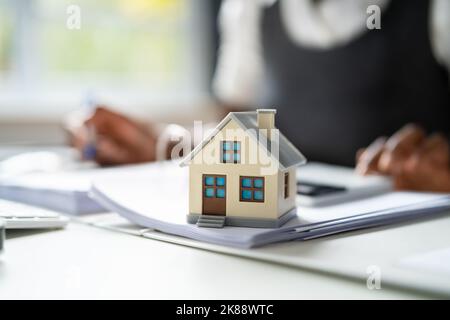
left=188, top=119, right=281, bottom=219
left=277, top=167, right=297, bottom=217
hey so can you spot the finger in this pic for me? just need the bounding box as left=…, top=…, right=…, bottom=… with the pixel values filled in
left=392, top=134, right=450, bottom=192
left=402, top=133, right=449, bottom=174
left=65, top=125, right=86, bottom=149
left=394, top=162, right=450, bottom=192
left=355, top=137, right=386, bottom=175
left=85, top=106, right=129, bottom=136
left=416, top=133, right=449, bottom=165
left=94, top=136, right=135, bottom=166
left=356, top=148, right=365, bottom=163
left=86, top=107, right=153, bottom=152
left=378, top=124, right=425, bottom=174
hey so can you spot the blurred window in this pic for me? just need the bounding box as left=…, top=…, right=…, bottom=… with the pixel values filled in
left=0, top=0, right=211, bottom=118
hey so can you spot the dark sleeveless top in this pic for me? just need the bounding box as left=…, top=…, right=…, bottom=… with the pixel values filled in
left=259, top=0, right=450, bottom=166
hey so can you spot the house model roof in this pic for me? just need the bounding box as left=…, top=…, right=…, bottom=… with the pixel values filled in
left=180, top=111, right=307, bottom=170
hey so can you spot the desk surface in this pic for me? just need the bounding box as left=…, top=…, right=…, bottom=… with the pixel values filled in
left=0, top=147, right=447, bottom=299
left=0, top=221, right=434, bottom=299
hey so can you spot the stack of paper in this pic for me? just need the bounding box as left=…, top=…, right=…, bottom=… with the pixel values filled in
left=0, top=163, right=152, bottom=215
left=90, top=162, right=450, bottom=248
left=0, top=171, right=104, bottom=215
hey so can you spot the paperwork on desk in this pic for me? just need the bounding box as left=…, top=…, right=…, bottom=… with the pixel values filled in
left=0, top=163, right=152, bottom=215
left=90, top=162, right=450, bottom=248
left=0, top=171, right=102, bottom=214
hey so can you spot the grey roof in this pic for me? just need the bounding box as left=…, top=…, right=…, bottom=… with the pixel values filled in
left=180, top=111, right=307, bottom=169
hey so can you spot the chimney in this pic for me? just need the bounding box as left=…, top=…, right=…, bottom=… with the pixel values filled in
left=257, top=109, right=277, bottom=139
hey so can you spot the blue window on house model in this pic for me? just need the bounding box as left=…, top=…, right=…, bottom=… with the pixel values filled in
left=242, top=189, right=252, bottom=200
left=203, top=175, right=226, bottom=199
left=205, top=176, right=215, bottom=186
left=222, top=141, right=241, bottom=164
left=216, top=177, right=225, bottom=186
left=254, top=178, right=264, bottom=188
left=241, top=178, right=252, bottom=188
left=254, top=191, right=264, bottom=201
left=240, top=176, right=265, bottom=202
left=205, top=188, right=215, bottom=198
left=216, top=188, right=225, bottom=198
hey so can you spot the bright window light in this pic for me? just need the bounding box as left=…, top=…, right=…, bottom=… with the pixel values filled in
left=0, top=0, right=211, bottom=119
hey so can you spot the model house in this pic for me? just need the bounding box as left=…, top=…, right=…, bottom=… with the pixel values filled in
left=180, top=109, right=307, bottom=228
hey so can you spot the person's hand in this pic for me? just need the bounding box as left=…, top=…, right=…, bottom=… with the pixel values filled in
left=356, top=124, right=450, bottom=192
left=66, top=107, right=158, bottom=166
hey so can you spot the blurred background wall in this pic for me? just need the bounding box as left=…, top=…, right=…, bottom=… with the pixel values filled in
left=0, top=0, right=221, bottom=145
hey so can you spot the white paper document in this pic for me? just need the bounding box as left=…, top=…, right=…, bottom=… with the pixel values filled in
left=0, top=163, right=154, bottom=215
left=90, top=161, right=450, bottom=248
left=0, top=171, right=102, bottom=214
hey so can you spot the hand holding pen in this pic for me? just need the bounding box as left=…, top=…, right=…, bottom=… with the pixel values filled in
left=81, top=107, right=159, bottom=166
left=82, top=92, right=97, bottom=160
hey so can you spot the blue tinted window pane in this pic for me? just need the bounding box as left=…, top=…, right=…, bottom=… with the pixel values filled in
left=242, top=190, right=252, bottom=200
left=223, top=142, right=231, bottom=151
left=234, top=153, right=240, bottom=162
left=205, top=188, right=215, bottom=198
left=205, top=176, right=215, bottom=186
left=254, top=178, right=263, bottom=188
left=216, top=188, right=225, bottom=198
left=254, top=190, right=264, bottom=201
left=241, top=178, right=252, bottom=188
left=223, top=153, right=231, bottom=162
left=234, top=142, right=240, bottom=151
left=216, top=177, right=225, bottom=186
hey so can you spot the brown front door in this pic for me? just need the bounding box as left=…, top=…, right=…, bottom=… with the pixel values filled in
left=202, top=174, right=226, bottom=215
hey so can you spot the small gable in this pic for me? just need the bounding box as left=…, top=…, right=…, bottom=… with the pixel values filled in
left=180, top=110, right=307, bottom=170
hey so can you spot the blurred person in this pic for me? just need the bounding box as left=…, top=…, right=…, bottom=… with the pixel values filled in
left=68, top=0, right=450, bottom=192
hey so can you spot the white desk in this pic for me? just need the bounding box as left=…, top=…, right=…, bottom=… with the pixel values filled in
left=0, top=219, right=443, bottom=299
left=0, top=147, right=448, bottom=299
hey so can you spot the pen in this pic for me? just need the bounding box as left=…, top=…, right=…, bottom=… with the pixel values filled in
left=82, top=91, right=97, bottom=160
